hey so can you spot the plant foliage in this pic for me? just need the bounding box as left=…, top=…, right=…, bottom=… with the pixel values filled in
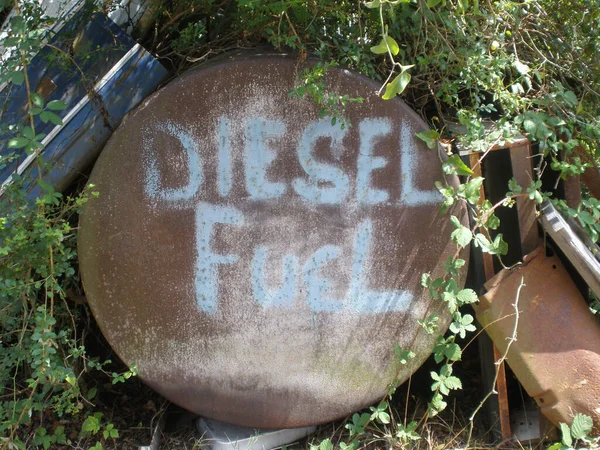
left=1, top=0, right=600, bottom=448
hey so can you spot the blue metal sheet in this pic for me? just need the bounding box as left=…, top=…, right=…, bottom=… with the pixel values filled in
left=0, top=11, right=169, bottom=193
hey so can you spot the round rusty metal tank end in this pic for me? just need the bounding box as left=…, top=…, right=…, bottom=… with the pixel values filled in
left=78, top=53, right=468, bottom=428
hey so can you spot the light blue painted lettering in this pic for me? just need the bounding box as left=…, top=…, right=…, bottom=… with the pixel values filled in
left=195, top=202, right=244, bottom=314
left=144, top=122, right=202, bottom=203
left=244, top=119, right=286, bottom=199
left=217, top=117, right=232, bottom=198
left=400, top=123, right=442, bottom=206
left=348, top=218, right=413, bottom=312
left=356, top=119, right=391, bottom=204
left=293, top=119, right=349, bottom=204
left=303, top=245, right=344, bottom=312
left=251, top=247, right=298, bottom=307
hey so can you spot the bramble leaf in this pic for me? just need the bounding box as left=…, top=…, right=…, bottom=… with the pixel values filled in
left=382, top=71, right=411, bottom=100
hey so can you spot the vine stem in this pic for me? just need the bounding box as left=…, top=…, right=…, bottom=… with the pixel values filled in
left=465, top=275, right=525, bottom=446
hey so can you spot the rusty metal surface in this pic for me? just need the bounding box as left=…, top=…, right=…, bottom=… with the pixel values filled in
left=78, top=53, right=469, bottom=428
left=476, top=247, right=600, bottom=432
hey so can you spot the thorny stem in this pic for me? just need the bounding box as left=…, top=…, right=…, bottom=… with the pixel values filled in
left=465, top=276, right=525, bottom=446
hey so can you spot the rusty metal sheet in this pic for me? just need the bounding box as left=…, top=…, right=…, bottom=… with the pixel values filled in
left=476, top=247, right=600, bottom=432
left=78, top=53, right=468, bottom=428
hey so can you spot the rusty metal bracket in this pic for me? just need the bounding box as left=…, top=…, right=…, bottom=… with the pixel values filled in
left=475, top=247, right=600, bottom=433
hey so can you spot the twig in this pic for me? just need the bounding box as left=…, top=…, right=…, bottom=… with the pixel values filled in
left=465, top=275, right=525, bottom=446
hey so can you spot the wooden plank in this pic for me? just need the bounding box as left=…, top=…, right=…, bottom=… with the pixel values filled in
left=469, top=153, right=497, bottom=280
left=458, top=136, right=530, bottom=156
left=469, top=151, right=512, bottom=441
left=509, top=144, right=539, bottom=256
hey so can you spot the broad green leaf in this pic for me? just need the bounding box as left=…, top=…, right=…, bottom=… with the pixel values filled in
left=10, top=16, right=26, bottom=34
left=444, top=154, right=473, bottom=176
left=31, top=93, right=44, bottom=108
left=364, top=0, right=380, bottom=8
left=456, top=288, right=478, bottom=304
left=320, top=439, right=333, bottom=450
left=563, top=91, right=578, bottom=107
left=416, top=129, right=440, bottom=149
left=46, top=112, right=63, bottom=126
left=371, top=35, right=399, bottom=55
left=87, top=387, right=97, bottom=400
left=507, top=178, right=522, bottom=195
left=382, top=71, right=411, bottom=100
left=462, top=177, right=484, bottom=204
left=444, top=343, right=462, bottom=361
left=444, top=375, right=462, bottom=390
left=493, top=234, right=509, bottom=255
left=46, top=100, right=67, bottom=111
left=22, top=127, right=34, bottom=140
left=37, top=179, right=54, bottom=194
left=457, top=0, right=469, bottom=12
left=8, top=137, right=29, bottom=149
left=514, top=60, right=530, bottom=75
left=451, top=225, right=472, bottom=247
left=560, top=423, right=572, bottom=447
left=427, top=0, right=442, bottom=7
left=570, top=413, right=593, bottom=440
left=11, top=71, right=24, bottom=86
left=65, top=373, right=76, bottom=386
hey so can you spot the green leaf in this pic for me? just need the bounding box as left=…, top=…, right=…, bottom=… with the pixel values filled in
left=11, top=71, right=25, bottom=86
left=364, top=0, right=381, bottom=8
left=570, top=413, right=593, bottom=440
left=8, top=137, right=29, bottom=149
left=416, top=129, right=440, bottom=149
left=429, top=392, right=447, bottom=414
left=370, top=35, right=400, bottom=55
left=22, top=127, right=34, bottom=140
left=514, top=60, right=530, bottom=75
left=444, top=375, right=462, bottom=390
left=450, top=216, right=473, bottom=247
left=82, top=415, right=101, bottom=435
left=507, top=178, right=522, bottom=195
left=46, top=112, right=63, bottom=126
left=87, top=387, right=97, bottom=400
left=563, top=91, right=578, bottom=108
left=382, top=71, right=411, bottom=100
left=492, top=234, right=509, bottom=255
left=37, top=179, right=55, bottom=194
left=456, top=288, right=478, bottom=304
left=10, top=16, right=26, bottom=34
left=451, top=226, right=472, bottom=247
left=560, top=423, right=572, bottom=447
left=427, top=0, right=442, bottom=7
left=444, top=342, right=462, bottom=361
left=546, top=444, right=564, bottom=450
left=46, top=100, right=67, bottom=111
left=377, top=411, right=391, bottom=424
left=443, top=154, right=473, bottom=176
left=319, top=439, right=333, bottom=450
left=31, top=93, right=44, bottom=108
left=65, top=373, right=76, bottom=386
left=463, top=177, right=484, bottom=204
